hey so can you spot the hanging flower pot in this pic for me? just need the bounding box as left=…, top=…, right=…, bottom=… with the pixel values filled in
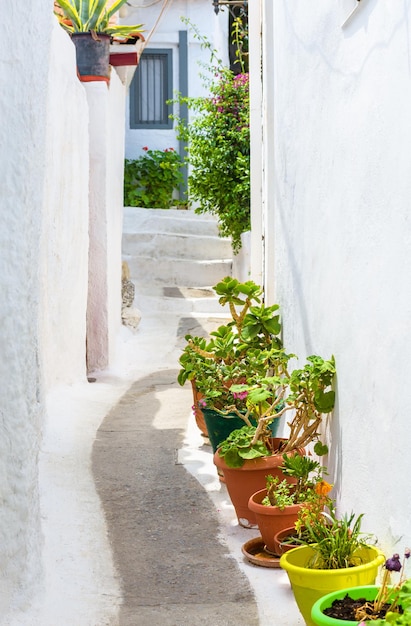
left=71, top=32, right=111, bottom=83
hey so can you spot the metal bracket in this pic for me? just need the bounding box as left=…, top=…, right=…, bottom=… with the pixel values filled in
left=341, top=0, right=363, bottom=28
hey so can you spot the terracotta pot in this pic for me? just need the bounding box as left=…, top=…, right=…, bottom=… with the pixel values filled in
left=273, top=525, right=302, bottom=555
left=190, top=380, right=208, bottom=439
left=213, top=439, right=304, bottom=528
left=248, top=490, right=302, bottom=554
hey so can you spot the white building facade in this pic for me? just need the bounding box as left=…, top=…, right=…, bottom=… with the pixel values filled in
left=252, top=0, right=411, bottom=551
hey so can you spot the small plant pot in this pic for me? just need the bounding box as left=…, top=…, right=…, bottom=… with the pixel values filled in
left=247, top=489, right=302, bottom=555
left=71, top=33, right=111, bottom=83
left=273, top=525, right=302, bottom=555
left=311, top=585, right=396, bottom=625
left=279, top=545, right=385, bottom=626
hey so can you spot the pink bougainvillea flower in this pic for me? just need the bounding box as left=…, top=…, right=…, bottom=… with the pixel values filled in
left=232, top=390, right=248, bottom=400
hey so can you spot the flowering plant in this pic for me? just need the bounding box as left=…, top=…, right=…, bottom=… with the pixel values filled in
left=262, top=455, right=331, bottom=510
left=124, top=147, right=184, bottom=209
left=293, top=502, right=376, bottom=570
left=355, top=548, right=411, bottom=623
left=172, top=21, right=250, bottom=252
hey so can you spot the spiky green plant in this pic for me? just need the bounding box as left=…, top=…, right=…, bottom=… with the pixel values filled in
left=54, top=0, right=143, bottom=37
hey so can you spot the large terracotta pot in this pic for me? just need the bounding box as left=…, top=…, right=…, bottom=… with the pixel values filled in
left=213, top=439, right=303, bottom=528
left=248, top=489, right=302, bottom=554
left=279, top=545, right=385, bottom=626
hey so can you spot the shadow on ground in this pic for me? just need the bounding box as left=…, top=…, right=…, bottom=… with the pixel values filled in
left=92, top=368, right=259, bottom=626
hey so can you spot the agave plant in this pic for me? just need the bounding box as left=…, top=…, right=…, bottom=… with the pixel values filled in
left=54, top=0, right=143, bottom=37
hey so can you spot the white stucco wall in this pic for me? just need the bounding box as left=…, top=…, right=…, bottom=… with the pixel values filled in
left=41, top=23, right=89, bottom=389
left=0, top=4, right=127, bottom=618
left=0, top=1, right=53, bottom=617
left=263, top=0, right=411, bottom=551
left=123, top=0, right=229, bottom=159
left=86, top=71, right=125, bottom=373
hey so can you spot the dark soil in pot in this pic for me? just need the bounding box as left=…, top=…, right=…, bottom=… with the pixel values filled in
left=324, top=594, right=400, bottom=621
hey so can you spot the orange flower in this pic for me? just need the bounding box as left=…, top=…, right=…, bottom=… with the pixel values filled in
left=315, top=480, right=333, bottom=496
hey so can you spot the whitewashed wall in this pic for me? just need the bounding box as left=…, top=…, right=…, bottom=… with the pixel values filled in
left=41, top=23, right=89, bottom=389
left=122, top=0, right=229, bottom=159
left=262, top=0, right=411, bottom=551
left=0, top=3, right=126, bottom=619
left=0, top=0, right=53, bottom=617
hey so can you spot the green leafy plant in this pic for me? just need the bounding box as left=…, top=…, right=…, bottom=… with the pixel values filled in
left=262, top=454, right=327, bottom=508
left=172, top=21, right=250, bottom=253
left=54, top=0, right=143, bottom=37
left=178, top=277, right=336, bottom=469
left=124, top=147, right=184, bottom=209
left=231, top=14, right=249, bottom=73
left=221, top=353, right=336, bottom=465
left=178, top=277, right=287, bottom=432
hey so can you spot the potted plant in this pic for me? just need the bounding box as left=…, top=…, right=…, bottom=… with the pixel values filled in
left=54, top=0, right=143, bottom=83
left=310, top=548, right=411, bottom=624
left=274, top=478, right=335, bottom=556
left=247, top=454, right=333, bottom=555
left=213, top=353, right=336, bottom=527
left=279, top=506, right=385, bottom=626
left=177, top=276, right=283, bottom=450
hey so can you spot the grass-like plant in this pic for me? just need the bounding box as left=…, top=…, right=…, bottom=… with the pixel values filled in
left=299, top=505, right=375, bottom=570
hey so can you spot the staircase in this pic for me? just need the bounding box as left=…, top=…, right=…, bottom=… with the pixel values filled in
left=122, top=207, right=233, bottom=315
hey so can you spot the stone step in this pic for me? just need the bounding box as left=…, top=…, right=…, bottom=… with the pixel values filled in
left=124, top=254, right=232, bottom=289
left=122, top=231, right=232, bottom=261
left=132, top=286, right=230, bottom=316
left=123, top=207, right=222, bottom=237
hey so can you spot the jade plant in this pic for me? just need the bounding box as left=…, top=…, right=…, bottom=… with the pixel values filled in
left=54, top=0, right=143, bottom=37
left=262, top=454, right=329, bottom=509
left=216, top=353, right=336, bottom=467
left=178, top=276, right=336, bottom=467
left=177, top=276, right=283, bottom=413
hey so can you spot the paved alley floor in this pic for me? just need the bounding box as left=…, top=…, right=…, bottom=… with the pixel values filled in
left=91, top=311, right=305, bottom=626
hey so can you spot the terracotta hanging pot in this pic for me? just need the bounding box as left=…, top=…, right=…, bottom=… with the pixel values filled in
left=71, top=32, right=111, bottom=83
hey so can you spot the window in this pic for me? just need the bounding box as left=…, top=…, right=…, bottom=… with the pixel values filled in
left=130, top=49, right=173, bottom=129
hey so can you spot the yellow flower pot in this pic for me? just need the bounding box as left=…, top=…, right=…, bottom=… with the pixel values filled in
left=279, top=545, right=385, bottom=626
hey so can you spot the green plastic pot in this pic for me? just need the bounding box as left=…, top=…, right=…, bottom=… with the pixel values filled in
left=201, top=408, right=250, bottom=453
left=311, top=585, right=388, bottom=625
left=279, top=545, right=385, bottom=626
